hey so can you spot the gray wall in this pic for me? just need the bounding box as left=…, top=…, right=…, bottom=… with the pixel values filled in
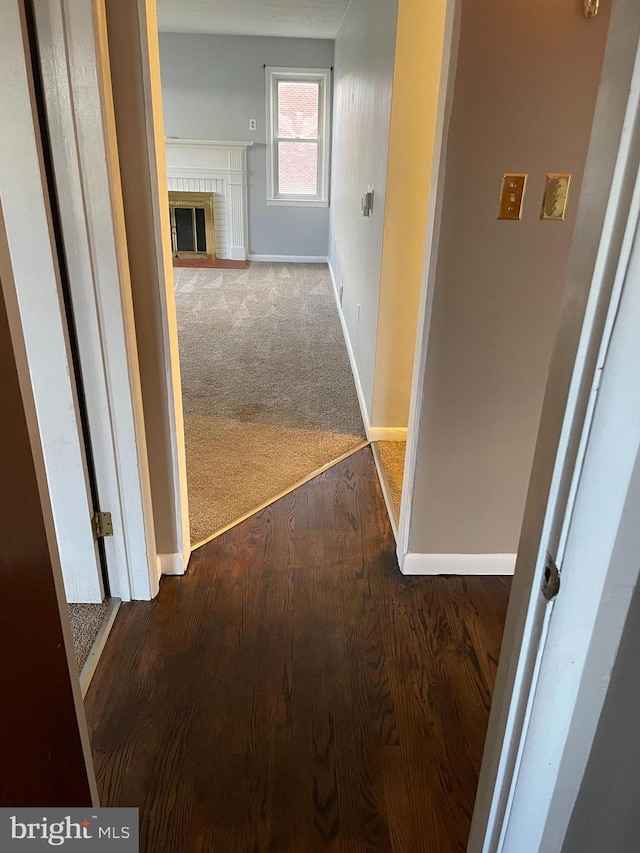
left=409, top=0, right=611, bottom=555
left=328, top=0, right=399, bottom=416
left=158, top=33, right=334, bottom=257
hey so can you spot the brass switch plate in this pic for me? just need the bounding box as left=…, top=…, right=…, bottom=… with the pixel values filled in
left=498, top=174, right=527, bottom=220
left=541, top=173, right=571, bottom=220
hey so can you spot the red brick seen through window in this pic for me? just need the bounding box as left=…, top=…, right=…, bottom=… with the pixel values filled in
left=276, top=81, right=320, bottom=196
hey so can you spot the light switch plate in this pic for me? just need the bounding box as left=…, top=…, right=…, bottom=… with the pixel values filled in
left=498, top=174, right=527, bottom=220
left=541, top=173, right=571, bottom=220
left=361, top=189, right=374, bottom=217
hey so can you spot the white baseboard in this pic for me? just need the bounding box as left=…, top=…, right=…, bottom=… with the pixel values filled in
left=369, top=427, right=408, bottom=442
left=79, top=597, right=121, bottom=698
left=401, top=552, right=517, bottom=576
left=328, top=259, right=372, bottom=436
left=158, top=551, right=189, bottom=576
left=229, top=247, right=247, bottom=261
left=248, top=254, right=328, bottom=263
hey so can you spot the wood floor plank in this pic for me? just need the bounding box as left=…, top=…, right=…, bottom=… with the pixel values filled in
left=84, top=447, right=511, bottom=852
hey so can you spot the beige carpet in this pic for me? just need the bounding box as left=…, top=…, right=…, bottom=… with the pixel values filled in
left=174, top=262, right=367, bottom=545
left=68, top=601, right=108, bottom=672
left=376, top=441, right=406, bottom=525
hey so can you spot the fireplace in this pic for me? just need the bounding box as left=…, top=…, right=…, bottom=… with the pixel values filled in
left=168, top=191, right=215, bottom=258
left=165, top=139, right=252, bottom=261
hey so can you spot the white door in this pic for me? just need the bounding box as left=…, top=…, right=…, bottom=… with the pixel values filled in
left=0, top=0, right=104, bottom=604
left=30, top=0, right=160, bottom=603
left=468, top=2, right=640, bottom=848
left=501, top=174, right=640, bottom=851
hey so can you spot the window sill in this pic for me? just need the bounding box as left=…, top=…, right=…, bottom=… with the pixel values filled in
left=267, top=199, right=329, bottom=208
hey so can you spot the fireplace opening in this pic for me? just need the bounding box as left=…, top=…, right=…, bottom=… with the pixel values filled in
left=168, top=191, right=215, bottom=258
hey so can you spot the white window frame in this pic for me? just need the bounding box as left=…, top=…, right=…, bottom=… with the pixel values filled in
left=266, top=66, right=331, bottom=207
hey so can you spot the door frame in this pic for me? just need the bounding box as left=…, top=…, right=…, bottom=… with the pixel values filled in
left=395, top=0, right=460, bottom=572
left=104, top=0, right=191, bottom=579
left=468, top=0, right=640, bottom=847
left=26, top=0, right=159, bottom=601
left=499, top=156, right=640, bottom=849
left=0, top=0, right=106, bottom=603
left=19, top=0, right=640, bottom=841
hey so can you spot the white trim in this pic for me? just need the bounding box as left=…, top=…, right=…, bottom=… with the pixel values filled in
left=248, top=254, right=328, bottom=263
left=157, top=551, right=189, bottom=576
left=328, top=258, right=372, bottom=437
left=371, top=443, right=399, bottom=541
left=329, top=257, right=408, bottom=446
left=0, top=0, right=105, bottom=604
left=266, top=199, right=329, bottom=208
left=368, top=427, right=408, bottom=442
left=0, top=3, right=98, bottom=793
left=504, top=243, right=640, bottom=844
left=79, top=597, right=121, bottom=698
left=33, top=0, right=158, bottom=602
left=265, top=66, right=331, bottom=206
left=402, top=553, right=517, bottom=576
left=397, top=0, right=460, bottom=571
left=165, top=138, right=253, bottom=151
left=137, top=0, right=192, bottom=578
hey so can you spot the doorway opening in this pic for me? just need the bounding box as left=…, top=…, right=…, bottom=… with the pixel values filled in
left=96, top=3, right=616, bottom=844
left=155, top=14, right=368, bottom=548
left=7, top=0, right=631, bottom=846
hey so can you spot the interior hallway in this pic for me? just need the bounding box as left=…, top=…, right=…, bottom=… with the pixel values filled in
left=175, top=261, right=366, bottom=545
left=85, top=447, right=510, bottom=852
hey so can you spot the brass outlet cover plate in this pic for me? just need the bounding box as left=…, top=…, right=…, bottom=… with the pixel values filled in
left=498, top=174, right=527, bottom=220
left=541, top=173, right=572, bottom=221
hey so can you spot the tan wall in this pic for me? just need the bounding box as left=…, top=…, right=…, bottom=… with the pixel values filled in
left=372, top=0, right=447, bottom=429
left=409, top=0, right=611, bottom=555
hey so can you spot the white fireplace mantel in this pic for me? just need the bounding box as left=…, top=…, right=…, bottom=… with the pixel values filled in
left=165, top=139, right=253, bottom=261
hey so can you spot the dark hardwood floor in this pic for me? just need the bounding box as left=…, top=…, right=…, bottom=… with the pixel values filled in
left=85, top=447, right=511, bottom=852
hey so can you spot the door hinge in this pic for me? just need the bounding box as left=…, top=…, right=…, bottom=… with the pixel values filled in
left=92, top=511, right=113, bottom=539
left=542, top=552, right=561, bottom=601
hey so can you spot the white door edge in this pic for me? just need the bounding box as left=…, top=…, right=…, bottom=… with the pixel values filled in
left=33, top=0, right=159, bottom=601
left=397, top=0, right=461, bottom=566
left=468, top=2, right=640, bottom=848
left=0, top=0, right=104, bottom=604
left=136, top=0, right=192, bottom=570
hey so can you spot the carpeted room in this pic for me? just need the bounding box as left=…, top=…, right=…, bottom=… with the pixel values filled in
left=158, top=29, right=372, bottom=544
left=175, top=261, right=366, bottom=544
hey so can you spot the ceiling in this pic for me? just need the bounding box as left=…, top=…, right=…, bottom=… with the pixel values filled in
left=156, top=0, right=351, bottom=39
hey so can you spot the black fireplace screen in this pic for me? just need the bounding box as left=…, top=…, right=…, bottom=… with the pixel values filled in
left=170, top=204, right=208, bottom=255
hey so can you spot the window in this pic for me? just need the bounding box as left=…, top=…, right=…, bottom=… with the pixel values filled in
left=266, top=67, right=331, bottom=207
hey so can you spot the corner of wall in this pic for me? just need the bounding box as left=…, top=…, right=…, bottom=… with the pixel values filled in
left=401, top=552, right=517, bottom=576
left=327, top=255, right=372, bottom=436
left=157, top=551, right=189, bottom=577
